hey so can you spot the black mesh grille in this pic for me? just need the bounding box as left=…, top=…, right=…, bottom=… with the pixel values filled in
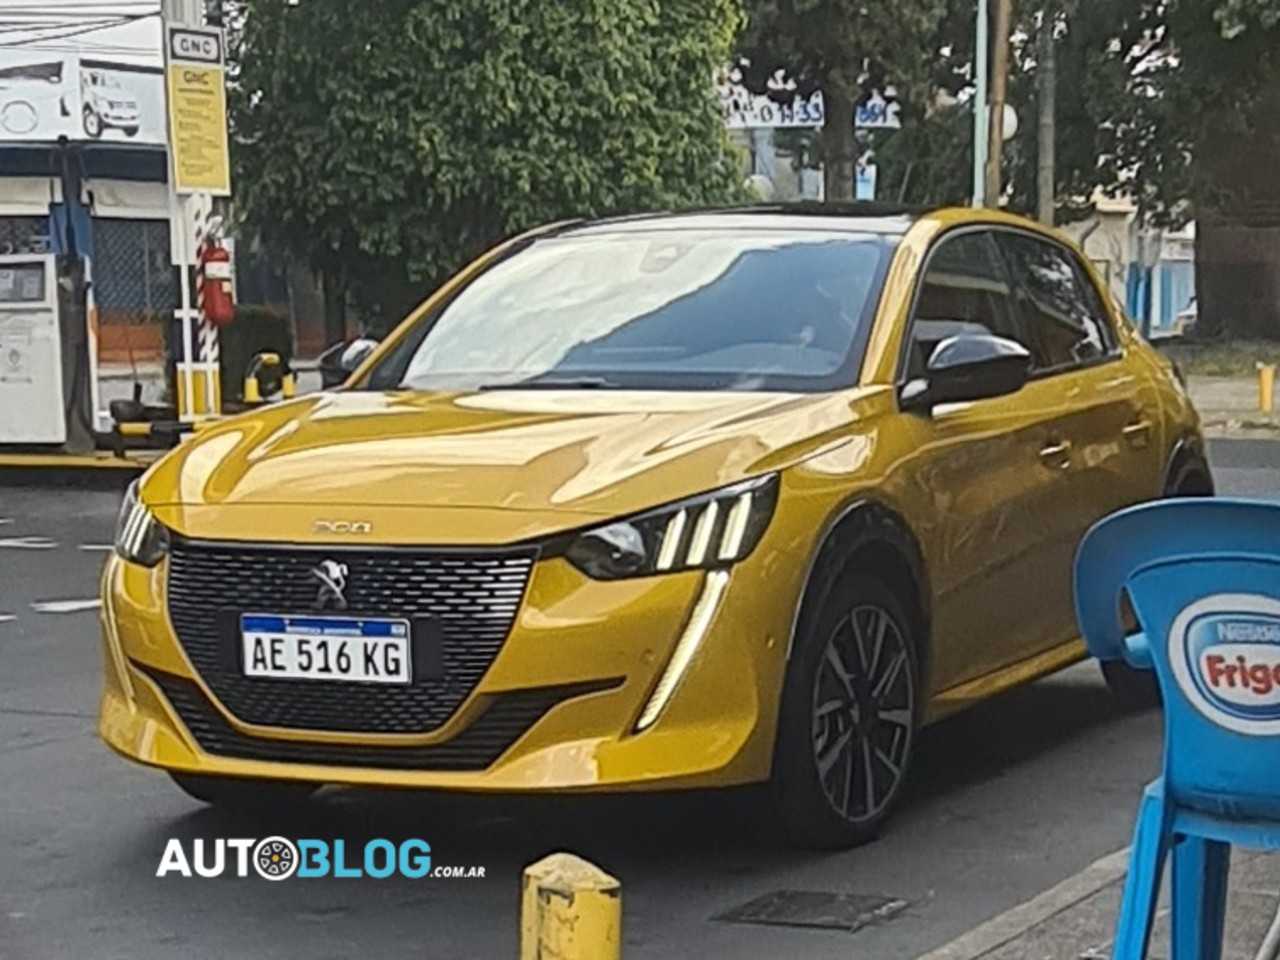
left=166, top=538, right=537, bottom=734
left=140, top=665, right=621, bottom=771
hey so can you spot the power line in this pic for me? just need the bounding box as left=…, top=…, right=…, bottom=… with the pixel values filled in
left=0, top=3, right=158, bottom=10
left=0, top=12, right=159, bottom=48
left=0, top=18, right=125, bottom=36
left=0, top=8, right=157, bottom=18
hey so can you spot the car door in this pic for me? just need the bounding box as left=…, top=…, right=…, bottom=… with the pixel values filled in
left=992, top=229, right=1166, bottom=652
left=894, top=229, right=1081, bottom=692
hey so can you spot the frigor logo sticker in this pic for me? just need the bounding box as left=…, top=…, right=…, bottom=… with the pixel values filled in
left=1169, top=594, right=1280, bottom=735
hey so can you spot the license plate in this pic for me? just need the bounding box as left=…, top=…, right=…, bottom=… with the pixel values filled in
left=240, top=614, right=412, bottom=685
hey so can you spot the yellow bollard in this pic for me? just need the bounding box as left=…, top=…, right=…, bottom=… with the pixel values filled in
left=520, top=853, right=621, bottom=960
left=1260, top=363, right=1276, bottom=414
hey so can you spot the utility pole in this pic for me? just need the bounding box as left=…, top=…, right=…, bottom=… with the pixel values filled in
left=161, top=0, right=223, bottom=420
left=1037, top=5, right=1057, bottom=225
left=972, top=0, right=990, bottom=206
left=985, top=0, right=1014, bottom=206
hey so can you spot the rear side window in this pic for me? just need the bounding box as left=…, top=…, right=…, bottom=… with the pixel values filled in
left=994, top=232, right=1116, bottom=372
left=905, top=231, right=1028, bottom=379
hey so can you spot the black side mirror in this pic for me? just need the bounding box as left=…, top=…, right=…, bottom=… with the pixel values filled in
left=318, top=337, right=379, bottom=388
left=900, top=333, right=1031, bottom=412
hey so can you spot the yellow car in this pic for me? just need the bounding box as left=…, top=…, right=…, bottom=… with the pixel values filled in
left=100, top=205, right=1211, bottom=847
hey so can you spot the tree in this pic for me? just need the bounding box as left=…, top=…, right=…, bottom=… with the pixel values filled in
left=735, top=0, right=949, bottom=202
left=230, top=0, right=746, bottom=334
left=1015, top=0, right=1280, bottom=338
left=1107, top=1, right=1280, bottom=338
left=866, top=0, right=1280, bottom=338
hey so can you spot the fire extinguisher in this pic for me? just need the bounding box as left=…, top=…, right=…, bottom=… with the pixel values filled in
left=198, top=241, right=236, bottom=327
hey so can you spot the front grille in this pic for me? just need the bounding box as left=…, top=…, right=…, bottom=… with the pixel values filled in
left=141, top=665, right=621, bottom=771
left=166, top=538, right=537, bottom=734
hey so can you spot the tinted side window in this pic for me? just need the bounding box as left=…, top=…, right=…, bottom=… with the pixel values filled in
left=906, top=231, right=1027, bottom=379
left=995, top=233, right=1114, bottom=372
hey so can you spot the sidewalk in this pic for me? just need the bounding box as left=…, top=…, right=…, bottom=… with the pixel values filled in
left=1189, top=376, right=1280, bottom=440
left=920, top=848, right=1280, bottom=960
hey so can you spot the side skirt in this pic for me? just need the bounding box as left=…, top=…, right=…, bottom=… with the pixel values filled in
left=923, top=638, right=1088, bottom=725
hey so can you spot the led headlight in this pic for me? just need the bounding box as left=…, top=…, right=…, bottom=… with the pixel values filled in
left=564, top=475, right=779, bottom=580
left=113, top=480, right=169, bottom=567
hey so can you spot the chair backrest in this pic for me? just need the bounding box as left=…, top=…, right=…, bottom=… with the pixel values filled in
left=1075, top=498, right=1280, bottom=819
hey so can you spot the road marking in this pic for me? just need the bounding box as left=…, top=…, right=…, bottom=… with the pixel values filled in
left=0, top=537, right=57, bottom=549
left=914, top=847, right=1131, bottom=960
left=30, top=599, right=102, bottom=614
left=79, top=544, right=114, bottom=552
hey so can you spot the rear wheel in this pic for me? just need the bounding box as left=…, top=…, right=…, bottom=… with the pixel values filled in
left=169, top=773, right=316, bottom=809
left=1101, top=455, right=1214, bottom=711
left=773, top=572, right=919, bottom=849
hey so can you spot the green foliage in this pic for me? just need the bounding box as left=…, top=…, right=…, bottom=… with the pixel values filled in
left=231, top=0, right=746, bottom=322
left=1215, top=0, right=1280, bottom=35
left=219, top=305, right=293, bottom=402
left=735, top=0, right=949, bottom=199
left=864, top=1, right=1280, bottom=228
left=871, top=104, right=972, bottom=208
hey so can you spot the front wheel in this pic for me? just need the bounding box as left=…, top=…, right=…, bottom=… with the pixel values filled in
left=772, top=573, right=919, bottom=849
left=170, top=772, right=316, bottom=809
left=82, top=106, right=102, bottom=138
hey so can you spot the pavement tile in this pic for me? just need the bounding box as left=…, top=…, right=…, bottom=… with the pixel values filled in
left=979, top=851, right=1280, bottom=960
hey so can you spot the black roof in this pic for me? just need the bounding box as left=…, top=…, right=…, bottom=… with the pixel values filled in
left=557, top=201, right=932, bottom=238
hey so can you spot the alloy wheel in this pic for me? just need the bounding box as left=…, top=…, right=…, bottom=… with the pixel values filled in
left=810, top=603, right=915, bottom=823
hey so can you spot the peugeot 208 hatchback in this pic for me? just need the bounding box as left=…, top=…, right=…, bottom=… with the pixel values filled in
left=101, top=205, right=1211, bottom=848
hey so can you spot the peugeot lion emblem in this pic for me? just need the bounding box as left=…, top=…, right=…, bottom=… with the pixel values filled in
left=310, top=559, right=350, bottom=611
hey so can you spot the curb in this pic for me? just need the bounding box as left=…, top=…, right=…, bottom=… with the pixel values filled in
left=1203, top=427, right=1280, bottom=441
left=915, top=847, right=1131, bottom=960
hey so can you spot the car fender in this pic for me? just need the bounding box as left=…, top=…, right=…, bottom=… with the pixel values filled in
left=786, top=497, right=932, bottom=682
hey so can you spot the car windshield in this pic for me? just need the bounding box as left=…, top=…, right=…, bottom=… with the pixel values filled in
left=366, top=229, right=896, bottom=393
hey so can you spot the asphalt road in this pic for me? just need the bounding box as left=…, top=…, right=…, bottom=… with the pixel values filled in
left=1, top=439, right=1277, bottom=960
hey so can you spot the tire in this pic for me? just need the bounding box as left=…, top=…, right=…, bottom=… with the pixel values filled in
left=1165, top=456, right=1215, bottom=499
left=82, top=106, right=102, bottom=139
left=1101, top=658, right=1160, bottom=711
left=772, top=571, right=920, bottom=849
left=1100, top=454, right=1213, bottom=711
left=169, top=772, right=316, bottom=809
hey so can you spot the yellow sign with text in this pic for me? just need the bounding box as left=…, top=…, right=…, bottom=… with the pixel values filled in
left=166, top=64, right=230, bottom=195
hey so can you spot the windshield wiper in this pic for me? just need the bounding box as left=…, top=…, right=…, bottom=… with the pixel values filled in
left=477, top=375, right=624, bottom=391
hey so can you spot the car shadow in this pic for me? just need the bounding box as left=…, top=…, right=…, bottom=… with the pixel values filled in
left=135, top=664, right=1158, bottom=880
left=905, top=665, right=1157, bottom=805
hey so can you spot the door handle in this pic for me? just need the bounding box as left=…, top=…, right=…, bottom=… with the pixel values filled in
left=1039, top=439, right=1073, bottom=469
left=1122, top=420, right=1153, bottom=448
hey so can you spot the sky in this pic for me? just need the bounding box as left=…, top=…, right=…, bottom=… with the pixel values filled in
left=0, top=2, right=164, bottom=67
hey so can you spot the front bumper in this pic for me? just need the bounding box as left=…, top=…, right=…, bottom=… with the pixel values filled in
left=101, top=107, right=138, bottom=126
left=98, top=525, right=805, bottom=792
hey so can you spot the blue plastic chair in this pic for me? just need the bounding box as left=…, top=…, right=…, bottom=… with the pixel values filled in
left=1074, top=498, right=1280, bottom=960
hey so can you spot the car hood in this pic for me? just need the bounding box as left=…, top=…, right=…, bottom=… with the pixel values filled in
left=143, top=388, right=884, bottom=527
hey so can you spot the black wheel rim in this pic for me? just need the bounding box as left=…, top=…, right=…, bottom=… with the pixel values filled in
left=811, top=603, right=914, bottom=823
